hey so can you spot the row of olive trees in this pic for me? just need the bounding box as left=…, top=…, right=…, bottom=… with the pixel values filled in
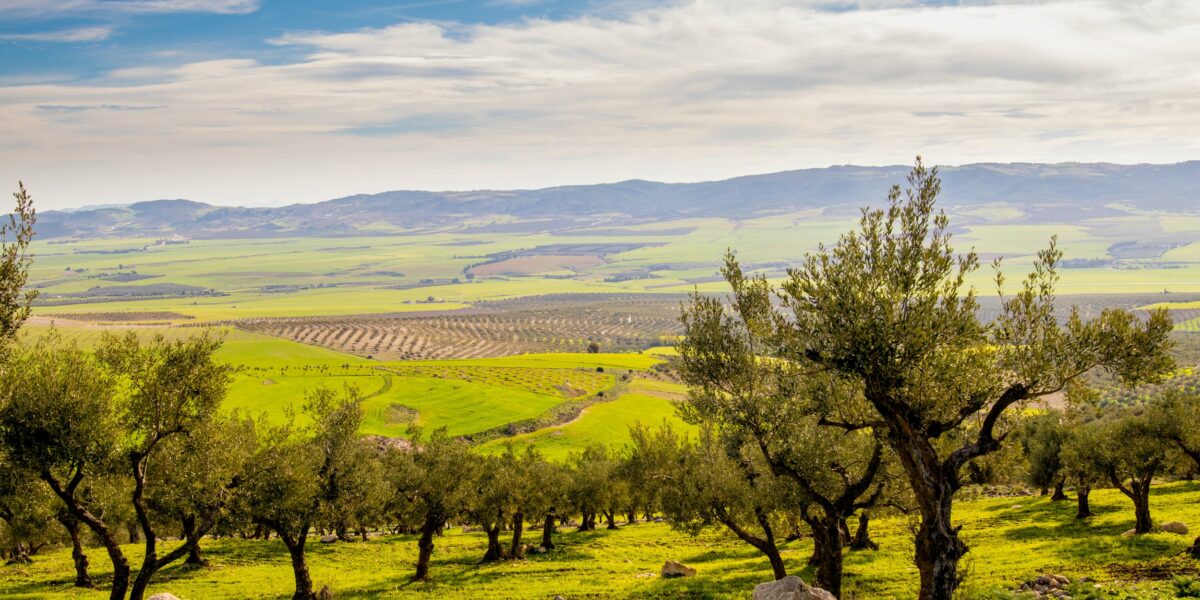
left=1018, top=387, right=1200, bottom=533
left=0, top=334, right=683, bottom=600
left=673, top=159, right=1177, bottom=600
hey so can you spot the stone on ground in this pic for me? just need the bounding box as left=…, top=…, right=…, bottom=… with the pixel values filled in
left=752, top=576, right=837, bottom=600
left=1161, top=521, right=1189, bottom=535
left=660, top=560, right=697, bottom=578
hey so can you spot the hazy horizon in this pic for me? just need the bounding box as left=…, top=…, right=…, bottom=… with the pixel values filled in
left=26, top=157, right=1200, bottom=212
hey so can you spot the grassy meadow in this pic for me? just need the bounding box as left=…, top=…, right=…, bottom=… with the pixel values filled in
left=26, top=209, right=1200, bottom=325
left=7, top=483, right=1200, bottom=599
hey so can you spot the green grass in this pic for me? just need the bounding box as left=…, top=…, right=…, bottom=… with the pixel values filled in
left=478, top=390, right=695, bottom=460
left=362, top=375, right=569, bottom=438
left=8, top=482, right=1200, bottom=598
left=226, top=369, right=613, bottom=439
left=27, top=212, right=1200, bottom=325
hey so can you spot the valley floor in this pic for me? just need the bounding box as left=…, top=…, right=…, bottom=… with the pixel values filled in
left=6, top=483, right=1200, bottom=599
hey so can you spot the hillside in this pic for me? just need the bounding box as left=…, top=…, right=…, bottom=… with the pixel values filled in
left=36, top=162, right=1200, bottom=239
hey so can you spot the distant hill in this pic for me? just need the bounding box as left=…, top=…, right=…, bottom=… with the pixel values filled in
left=36, top=161, right=1200, bottom=239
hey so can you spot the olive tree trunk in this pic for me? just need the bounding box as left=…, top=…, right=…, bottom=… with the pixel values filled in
left=1075, top=485, right=1093, bottom=519
left=714, top=506, right=787, bottom=581
left=540, top=511, right=556, bottom=550
left=850, top=512, right=878, bottom=551
left=509, top=512, right=525, bottom=559
left=281, top=532, right=315, bottom=600
left=1050, top=479, right=1068, bottom=501
left=482, top=523, right=504, bottom=562
left=57, top=514, right=93, bottom=588
left=412, top=514, right=440, bottom=582
left=806, top=516, right=845, bottom=597
left=1110, top=473, right=1155, bottom=534
left=43, top=471, right=130, bottom=600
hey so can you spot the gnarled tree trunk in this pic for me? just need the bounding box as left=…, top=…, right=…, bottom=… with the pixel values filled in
left=510, top=513, right=525, bottom=559
left=181, top=516, right=208, bottom=566
left=540, top=511, right=556, bottom=550
left=281, top=532, right=315, bottom=600
left=886, top=428, right=966, bottom=600
left=412, top=514, right=440, bottom=582
left=808, top=517, right=845, bottom=598
left=603, top=511, right=618, bottom=530
left=43, top=471, right=130, bottom=600
left=482, top=523, right=504, bottom=562
left=58, top=514, right=93, bottom=588
left=1050, top=479, right=1068, bottom=501
left=1075, top=485, right=1092, bottom=519
left=850, top=512, right=878, bottom=551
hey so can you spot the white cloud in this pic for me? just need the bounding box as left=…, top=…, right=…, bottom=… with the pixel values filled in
left=0, top=25, right=113, bottom=42
left=0, top=0, right=259, bottom=18
left=2, top=0, right=1200, bottom=208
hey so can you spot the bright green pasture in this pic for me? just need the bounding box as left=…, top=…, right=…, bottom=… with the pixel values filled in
left=8, top=483, right=1200, bottom=598
left=362, top=375, right=567, bottom=438
left=226, top=370, right=606, bottom=439
left=28, top=211, right=1200, bottom=324
left=478, top=391, right=695, bottom=460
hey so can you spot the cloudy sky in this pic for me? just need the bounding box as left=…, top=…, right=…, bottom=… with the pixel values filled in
left=1, top=0, right=1198, bottom=210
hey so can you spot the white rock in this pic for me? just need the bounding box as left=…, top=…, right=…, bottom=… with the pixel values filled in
left=752, top=576, right=837, bottom=600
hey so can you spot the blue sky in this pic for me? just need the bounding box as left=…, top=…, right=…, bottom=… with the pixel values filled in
left=1, top=1, right=616, bottom=80
left=2, top=0, right=1199, bottom=209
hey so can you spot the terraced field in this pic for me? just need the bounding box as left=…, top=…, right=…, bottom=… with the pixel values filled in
left=233, top=294, right=686, bottom=360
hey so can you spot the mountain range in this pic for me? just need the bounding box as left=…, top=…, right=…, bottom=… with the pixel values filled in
left=35, top=162, right=1200, bottom=239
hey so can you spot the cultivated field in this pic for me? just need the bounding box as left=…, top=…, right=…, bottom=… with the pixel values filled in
left=232, top=294, right=685, bottom=360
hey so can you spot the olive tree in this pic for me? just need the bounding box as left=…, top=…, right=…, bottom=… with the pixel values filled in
left=1093, top=408, right=1174, bottom=534
left=0, top=336, right=129, bottom=599
left=94, top=331, right=235, bottom=600
left=0, top=182, right=36, bottom=348
left=237, top=386, right=375, bottom=599
left=1019, top=410, right=1068, bottom=499
left=567, top=444, right=622, bottom=531
left=523, top=452, right=569, bottom=551
left=1145, top=387, right=1200, bottom=471
left=468, top=451, right=519, bottom=562
left=644, top=424, right=796, bottom=580
left=393, top=426, right=478, bottom=581
left=698, top=159, right=1173, bottom=600
left=144, top=413, right=256, bottom=566
left=0, top=459, right=60, bottom=566
left=679, top=259, right=886, bottom=597
left=1059, top=417, right=1106, bottom=520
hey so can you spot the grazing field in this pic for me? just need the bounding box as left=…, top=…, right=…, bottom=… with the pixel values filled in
left=234, top=294, right=685, bottom=360
left=478, top=385, right=694, bottom=460
left=226, top=363, right=625, bottom=439
left=8, top=482, right=1200, bottom=599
